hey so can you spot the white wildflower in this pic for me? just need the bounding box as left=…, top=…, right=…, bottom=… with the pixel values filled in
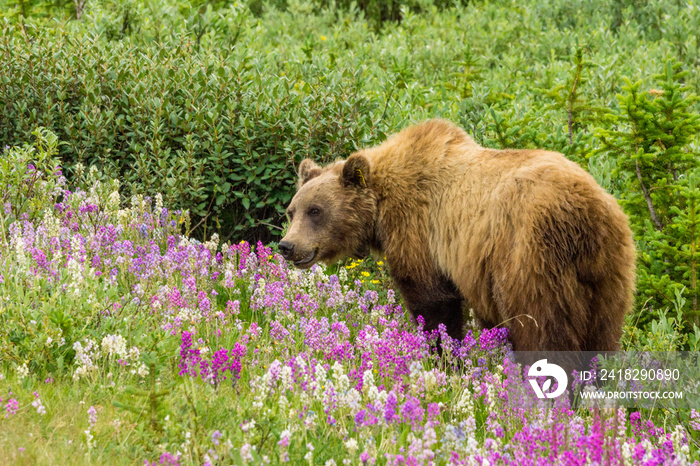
left=137, top=363, right=149, bottom=378
left=101, top=334, right=128, bottom=358
left=278, top=395, right=289, bottom=411
left=333, top=373, right=349, bottom=393
left=240, top=443, right=254, bottom=462
left=241, top=419, right=256, bottom=433
left=344, top=438, right=358, bottom=453
left=280, top=429, right=291, bottom=443
left=155, top=193, right=163, bottom=213
left=362, top=369, right=374, bottom=395
left=107, top=190, right=121, bottom=211
left=32, top=397, right=46, bottom=415
left=43, top=208, right=61, bottom=237
left=338, top=266, right=348, bottom=283
left=367, top=386, right=380, bottom=403
left=70, top=235, right=84, bottom=261
left=204, top=233, right=220, bottom=253
left=341, top=388, right=361, bottom=410
left=73, top=339, right=98, bottom=380
left=12, top=232, right=27, bottom=271
left=621, top=441, right=633, bottom=463
left=454, top=388, right=474, bottom=415
left=128, top=346, right=140, bottom=361
left=117, top=209, right=130, bottom=225
left=280, top=365, right=294, bottom=391
left=66, top=258, right=84, bottom=297
left=304, top=443, right=314, bottom=463
left=17, top=362, right=29, bottom=379
left=670, top=425, right=690, bottom=457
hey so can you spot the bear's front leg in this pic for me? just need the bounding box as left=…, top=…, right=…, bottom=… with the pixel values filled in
left=394, top=275, right=466, bottom=342
left=471, top=315, right=498, bottom=332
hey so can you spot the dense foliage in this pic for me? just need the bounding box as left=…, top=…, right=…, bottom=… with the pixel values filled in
left=0, top=17, right=389, bottom=243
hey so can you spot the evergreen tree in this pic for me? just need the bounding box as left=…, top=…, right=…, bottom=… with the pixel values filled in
left=597, top=59, right=700, bottom=327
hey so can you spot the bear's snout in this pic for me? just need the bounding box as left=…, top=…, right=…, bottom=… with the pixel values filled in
left=278, top=237, right=319, bottom=268
left=278, top=241, right=295, bottom=259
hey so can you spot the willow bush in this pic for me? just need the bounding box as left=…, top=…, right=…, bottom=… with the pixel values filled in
left=0, top=22, right=397, bottom=242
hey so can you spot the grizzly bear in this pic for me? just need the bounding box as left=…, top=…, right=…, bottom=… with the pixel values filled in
left=279, top=119, right=636, bottom=352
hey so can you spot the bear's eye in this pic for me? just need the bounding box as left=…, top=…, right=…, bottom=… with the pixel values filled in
left=308, top=207, right=321, bottom=217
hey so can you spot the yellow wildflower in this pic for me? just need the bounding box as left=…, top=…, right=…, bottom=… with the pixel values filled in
left=320, top=35, right=327, bottom=41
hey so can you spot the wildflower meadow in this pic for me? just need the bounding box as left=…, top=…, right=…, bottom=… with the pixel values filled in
left=3, top=0, right=700, bottom=464
left=1, top=130, right=699, bottom=465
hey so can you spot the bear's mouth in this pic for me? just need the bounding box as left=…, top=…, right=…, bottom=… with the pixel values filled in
left=293, top=247, right=318, bottom=268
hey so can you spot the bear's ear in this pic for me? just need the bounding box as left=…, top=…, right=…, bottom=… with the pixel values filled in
left=342, top=154, right=371, bottom=189
left=298, top=159, right=321, bottom=188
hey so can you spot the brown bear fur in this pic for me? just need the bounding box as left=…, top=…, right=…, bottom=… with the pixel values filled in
left=280, top=119, right=636, bottom=352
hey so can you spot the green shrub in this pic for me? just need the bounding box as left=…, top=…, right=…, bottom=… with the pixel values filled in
left=0, top=128, right=64, bottom=230
left=0, top=0, right=77, bottom=22
left=0, top=22, right=399, bottom=242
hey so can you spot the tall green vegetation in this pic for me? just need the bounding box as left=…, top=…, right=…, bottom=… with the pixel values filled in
left=597, top=60, right=700, bottom=327
left=1, top=0, right=77, bottom=21
left=0, top=22, right=391, bottom=242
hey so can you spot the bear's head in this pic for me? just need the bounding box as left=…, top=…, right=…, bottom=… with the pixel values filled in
left=279, top=154, right=377, bottom=269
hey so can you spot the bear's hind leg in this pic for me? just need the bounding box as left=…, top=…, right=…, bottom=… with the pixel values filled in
left=395, top=275, right=466, bottom=342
